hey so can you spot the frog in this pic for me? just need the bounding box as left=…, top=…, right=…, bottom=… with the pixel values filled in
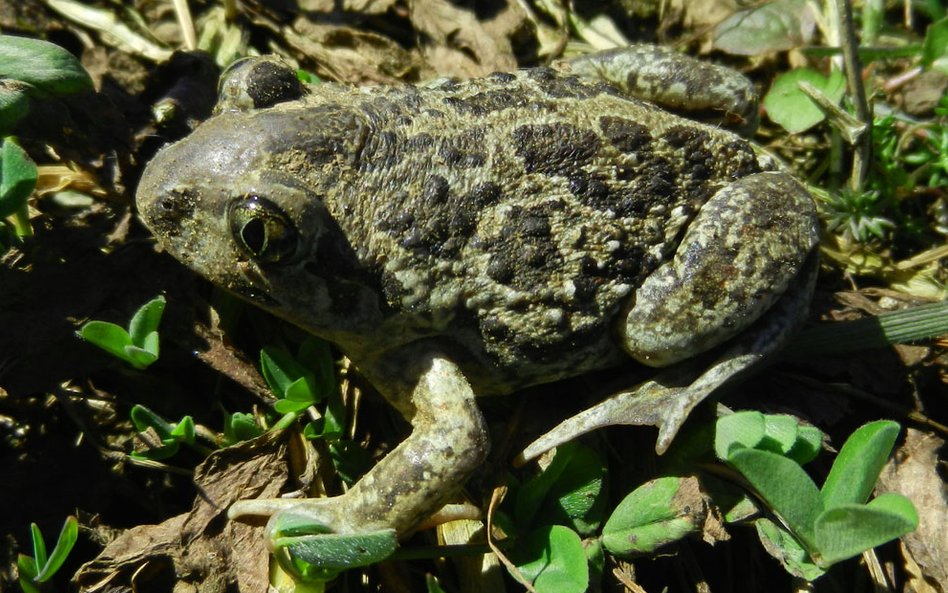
left=135, top=45, right=820, bottom=545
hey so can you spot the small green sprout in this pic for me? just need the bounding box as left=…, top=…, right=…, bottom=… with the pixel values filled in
left=820, top=188, right=897, bottom=242
left=129, top=404, right=213, bottom=460
left=260, top=338, right=367, bottom=482
left=17, top=516, right=78, bottom=593
left=222, top=411, right=264, bottom=445
left=260, top=337, right=343, bottom=440
left=78, top=295, right=165, bottom=369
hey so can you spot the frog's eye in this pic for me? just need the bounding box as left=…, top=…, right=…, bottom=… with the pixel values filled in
left=229, top=196, right=299, bottom=264
left=217, top=56, right=304, bottom=113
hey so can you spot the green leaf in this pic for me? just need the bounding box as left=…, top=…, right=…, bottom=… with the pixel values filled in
left=0, top=137, right=37, bottom=218
left=755, top=518, right=825, bottom=581
left=0, top=35, right=93, bottom=96
left=0, top=83, right=31, bottom=135
left=760, top=414, right=801, bottom=455
left=29, top=524, right=46, bottom=573
left=319, top=391, right=346, bottom=440
left=515, top=442, right=606, bottom=533
left=129, top=404, right=175, bottom=437
left=602, top=476, right=700, bottom=555
left=34, top=516, right=77, bottom=582
left=786, top=425, right=823, bottom=465
left=16, top=554, right=40, bottom=593
left=170, top=416, right=196, bottom=445
left=727, top=448, right=822, bottom=549
left=224, top=412, right=263, bottom=444
left=127, top=296, right=165, bottom=347
left=821, top=420, right=900, bottom=509
left=713, top=0, right=816, bottom=56
left=267, top=514, right=396, bottom=582
left=327, top=440, right=372, bottom=485
left=786, top=301, right=948, bottom=356
left=515, top=445, right=574, bottom=527
left=922, top=17, right=948, bottom=71
left=140, top=331, right=160, bottom=357
left=714, top=411, right=766, bottom=460
left=78, top=320, right=133, bottom=361
left=763, top=68, right=846, bottom=133
left=297, top=337, right=336, bottom=399
left=274, top=398, right=312, bottom=415
left=278, top=529, right=397, bottom=570
left=261, top=346, right=315, bottom=399
left=284, top=376, right=317, bottom=403
left=544, top=444, right=607, bottom=533
left=123, top=344, right=158, bottom=369
left=511, top=525, right=588, bottom=593
left=813, top=493, right=918, bottom=566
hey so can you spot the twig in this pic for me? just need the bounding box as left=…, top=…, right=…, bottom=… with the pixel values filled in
left=170, top=0, right=197, bottom=51
left=836, top=0, right=873, bottom=191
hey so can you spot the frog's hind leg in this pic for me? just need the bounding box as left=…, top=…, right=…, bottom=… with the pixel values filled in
left=565, top=45, right=759, bottom=134
left=622, top=171, right=819, bottom=368
left=518, top=248, right=818, bottom=463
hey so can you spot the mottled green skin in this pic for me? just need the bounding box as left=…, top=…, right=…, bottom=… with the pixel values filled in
left=136, top=48, right=819, bottom=536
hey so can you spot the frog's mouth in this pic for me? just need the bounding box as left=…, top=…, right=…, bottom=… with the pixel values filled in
left=231, top=260, right=281, bottom=308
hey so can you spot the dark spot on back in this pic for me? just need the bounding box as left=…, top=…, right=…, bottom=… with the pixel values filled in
left=438, top=127, right=488, bottom=168
left=466, top=181, right=502, bottom=208
left=662, top=125, right=715, bottom=182
left=443, top=90, right=526, bottom=116
left=513, top=123, right=601, bottom=177
left=599, top=116, right=652, bottom=153
left=422, top=175, right=450, bottom=205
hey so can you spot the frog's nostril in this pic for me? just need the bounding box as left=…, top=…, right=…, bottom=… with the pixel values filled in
left=142, top=190, right=196, bottom=235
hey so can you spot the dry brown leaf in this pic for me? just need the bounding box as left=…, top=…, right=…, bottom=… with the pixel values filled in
left=408, top=0, right=524, bottom=77
left=75, top=431, right=291, bottom=593
left=284, top=18, right=428, bottom=83
left=876, top=429, right=948, bottom=592
left=673, top=0, right=741, bottom=35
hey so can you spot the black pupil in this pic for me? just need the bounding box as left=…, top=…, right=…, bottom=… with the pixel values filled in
left=241, top=218, right=267, bottom=255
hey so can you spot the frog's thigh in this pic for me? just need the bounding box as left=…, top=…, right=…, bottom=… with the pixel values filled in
left=621, top=171, right=819, bottom=368
left=338, top=355, right=489, bottom=534
left=566, top=45, right=757, bottom=132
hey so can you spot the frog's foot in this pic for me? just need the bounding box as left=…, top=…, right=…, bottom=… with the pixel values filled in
left=229, top=355, right=489, bottom=537
left=518, top=250, right=818, bottom=464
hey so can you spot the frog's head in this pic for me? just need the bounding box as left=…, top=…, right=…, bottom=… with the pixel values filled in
left=135, top=96, right=385, bottom=341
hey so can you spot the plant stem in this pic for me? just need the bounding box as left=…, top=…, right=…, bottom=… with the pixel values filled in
left=836, top=0, right=873, bottom=191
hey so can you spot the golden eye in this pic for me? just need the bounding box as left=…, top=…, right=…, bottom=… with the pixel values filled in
left=229, top=196, right=298, bottom=264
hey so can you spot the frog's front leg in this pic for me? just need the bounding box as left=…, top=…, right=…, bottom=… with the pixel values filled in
left=229, top=354, right=489, bottom=536
left=565, top=44, right=759, bottom=133
left=623, top=171, right=820, bottom=367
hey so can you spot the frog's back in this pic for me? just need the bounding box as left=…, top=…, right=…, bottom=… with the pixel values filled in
left=232, top=68, right=765, bottom=387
